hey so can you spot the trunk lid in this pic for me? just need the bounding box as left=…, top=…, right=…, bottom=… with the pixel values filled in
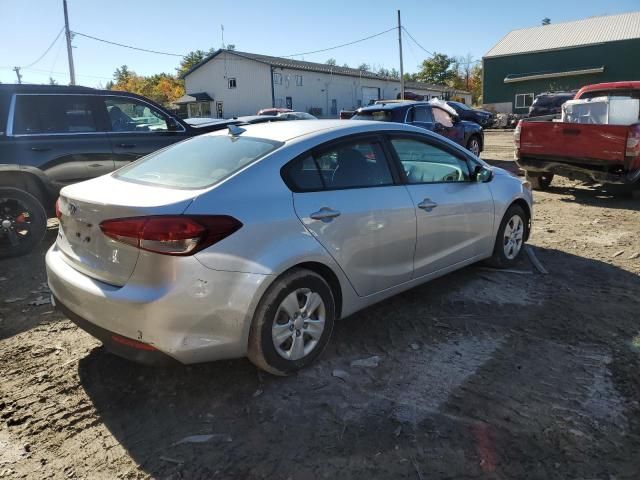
left=56, top=175, right=199, bottom=286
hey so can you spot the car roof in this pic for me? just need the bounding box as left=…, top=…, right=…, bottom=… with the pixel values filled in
left=359, top=101, right=426, bottom=111
left=209, top=119, right=424, bottom=143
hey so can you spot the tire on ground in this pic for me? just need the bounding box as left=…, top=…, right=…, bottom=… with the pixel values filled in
left=248, top=268, right=335, bottom=376
left=466, top=135, right=481, bottom=156
left=486, top=203, right=528, bottom=268
left=0, top=187, right=47, bottom=258
left=525, top=171, right=554, bottom=190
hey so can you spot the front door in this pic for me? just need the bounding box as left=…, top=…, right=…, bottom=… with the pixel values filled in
left=101, top=95, right=189, bottom=169
left=6, top=94, right=113, bottom=188
left=387, top=135, right=494, bottom=277
left=286, top=136, right=416, bottom=296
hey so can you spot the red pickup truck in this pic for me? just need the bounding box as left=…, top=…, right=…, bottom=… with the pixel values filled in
left=514, top=81, right=640, bottom=191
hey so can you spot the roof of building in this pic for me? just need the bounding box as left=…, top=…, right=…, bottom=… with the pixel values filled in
left=485, top=11, right=640, bottom=58
left=173, top=92, right=212, bottom=104
left=182, top=49, right=469, bottom=94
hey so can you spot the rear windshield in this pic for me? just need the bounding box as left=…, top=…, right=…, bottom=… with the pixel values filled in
left=351, top=110, right=394, bottom=122
left=115, top=134, right=282, bottom=189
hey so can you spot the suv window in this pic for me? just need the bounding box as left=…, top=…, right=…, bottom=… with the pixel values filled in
left=283, top=139, right=393, bottom=191
left=413, top=106, right=432, bottom=122
left=104, top=97, right=169, bottom=132
left=351, top=110, right=393, bottom=122
left=391, top=137, right=470, bottom=183
left=432, top=107, right=453, bottom=127
left=13, top=95, right=99, bottom=135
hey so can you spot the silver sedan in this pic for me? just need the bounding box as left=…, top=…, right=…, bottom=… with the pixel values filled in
left=46, top=120, right=532, bottom=374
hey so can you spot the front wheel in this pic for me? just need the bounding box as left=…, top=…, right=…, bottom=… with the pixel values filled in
left=486, top=204, right=528, bottom=268
left=248, top=268, right=335, bottom=375
left=0, top=187, right=47, bottom=259
left=466, top=136, right=481, bottom=156
left=525, top=171, right=554, bottom=190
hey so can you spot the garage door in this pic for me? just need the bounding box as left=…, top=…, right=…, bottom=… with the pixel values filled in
left=362, top=87, right=380, bottom=106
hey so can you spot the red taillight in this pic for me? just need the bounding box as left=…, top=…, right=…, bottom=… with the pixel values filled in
left=99, top=215, right=242, bottom=256
left=626, top=124, right=640, bottom=169
left=513, top=120, right=522, bottom=152
left=55, top=198, right=62, bottom=219
left=111, top=334, right=157, bottom=351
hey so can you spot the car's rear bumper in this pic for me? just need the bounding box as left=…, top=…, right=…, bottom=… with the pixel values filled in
left=46, top=243, right=272, bottom=365
left=516, top=156, right=640, bottom=185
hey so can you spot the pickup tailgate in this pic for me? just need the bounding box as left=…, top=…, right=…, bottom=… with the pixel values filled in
left=519, top=121, right=628, bottom=164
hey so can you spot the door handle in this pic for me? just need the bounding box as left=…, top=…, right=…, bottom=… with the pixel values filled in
left=88, top=163, right=102, bottom=168
left=30, top=146, right=51, bottom=152
left=310, top=207, right=341, bottom=221
left=117, top=143, right=136, bottom=148
left=417, top=198, right=438, bottom=212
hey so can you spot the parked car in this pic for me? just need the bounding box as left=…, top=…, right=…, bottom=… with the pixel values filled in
left=277, top=112, right=317, bottom=120
left=47, top=120, right=532, bottom=373
left=257, top=108, right=293, bottom=116
left=339, top=110, right=355, bottom=120
left=351, top=100, right=484, bottom=155
left=527, top=92, right=575, bottom=118
left=447, top=101, right=494, bottom=128
left=515, top=81, right=640, bottom=190
left=0, top=84, right=241, bottom=258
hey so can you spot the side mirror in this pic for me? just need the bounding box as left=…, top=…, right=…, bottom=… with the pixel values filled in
left=166, top=117, right=181, bottom=131
left=471, top=164, right=493, bottom=182
left=452, top=115, right=461, bottom=124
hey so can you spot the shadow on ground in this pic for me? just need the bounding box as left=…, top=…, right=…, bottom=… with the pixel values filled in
left=77, top=247, right=640, bottom=479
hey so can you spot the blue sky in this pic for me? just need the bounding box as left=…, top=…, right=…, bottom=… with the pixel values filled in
left=1, top=0, right=638, bottom=86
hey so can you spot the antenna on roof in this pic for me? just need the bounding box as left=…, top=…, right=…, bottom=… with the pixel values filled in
left=228, top=124, right=246, bottom=137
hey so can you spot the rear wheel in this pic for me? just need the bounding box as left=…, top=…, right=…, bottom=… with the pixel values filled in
left=525, top=171, right=554, bottom=190
left=466, top=136, right=481, bottom=156
left=486, top=204, right=528, bottom=268
left=0, top=187, right=47, bottom=258
left=248, top=268, right=335, bottom=375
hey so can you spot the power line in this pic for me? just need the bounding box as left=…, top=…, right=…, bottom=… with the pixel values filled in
left=72, top=31, right=184, bottom=57
left=401, top=27, right=434, bottom=57
left=281, top=27, right=397, bottom=58
left=21, top=27, right=65, bottom=69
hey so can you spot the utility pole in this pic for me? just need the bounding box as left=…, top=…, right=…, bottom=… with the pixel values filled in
left=397, top=10, right=404, bottom=100
left=63, top=0, right=76, bottom=85
left=13, top=67, right=22, bottom=84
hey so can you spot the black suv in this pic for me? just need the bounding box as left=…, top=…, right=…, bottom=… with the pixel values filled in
left=0, top=84, right=239, bottom=258
left=528, top=92, right=575, bottom=118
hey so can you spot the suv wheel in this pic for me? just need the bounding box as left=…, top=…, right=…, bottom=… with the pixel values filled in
left=248, top=268, right=335, bottom=375
left=525, top=171, right=554, bottom=190
left=0, top=187, right=47, bottom=258
left=466, top=136, right=481, bottom=156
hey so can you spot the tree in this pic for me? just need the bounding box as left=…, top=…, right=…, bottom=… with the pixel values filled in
left=48, top=77, right=58, bottom=85
left=176, top=49, right=215, bottom=77
left=542, top=17, right=551, bottom=25
left=227, top=44, right=236, bottom=51
left=109, top=67, right=184, bottom=106
left=357, top=63, right=370, bottom=72
left=415, top=53, right=456, bottom=85
left=389, top=68, right=400, bottom=79
left=341, top=63, right=349, bottom=68
left=469, top=64, right=483, bottom=105
left=113, top=65, right=133, bottom=84
left=325, top=58, right=337, bottom=66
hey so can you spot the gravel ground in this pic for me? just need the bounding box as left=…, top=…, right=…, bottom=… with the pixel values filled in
left=1, top=130, right=639, bottom=479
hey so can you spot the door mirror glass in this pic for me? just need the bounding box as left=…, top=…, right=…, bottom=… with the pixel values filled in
left=166, top=117, right=181, bottom=131
left=471, top=164, right=493, bottom=182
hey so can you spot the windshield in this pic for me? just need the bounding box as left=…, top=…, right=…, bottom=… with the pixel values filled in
left=115, top=134, right=282, bottom=189
left=351, top=110, right=394, bottom=122
left=450, top=102, right=471, bottom=111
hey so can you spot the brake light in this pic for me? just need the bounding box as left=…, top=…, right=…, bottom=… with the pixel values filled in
left=514, top=120, right=522, bottom=152
left=99, top=215, right=242, bottom=256
left=626, top=124, right=640, bottom=167
left=55, top=198, right=62, bottom=219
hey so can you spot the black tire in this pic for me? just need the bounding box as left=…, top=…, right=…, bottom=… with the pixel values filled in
left=486, top=204, right=528, bottom=268
left=466, top=135, right=481, bottom=156
left=248, top=268, right=335, bottom=375
left=0, top=187, right=47, bottom=259
left=525, top=171, right=554, bottom=190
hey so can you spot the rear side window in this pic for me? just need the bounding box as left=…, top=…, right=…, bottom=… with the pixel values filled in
left=115, top=135, right=282, bottom=189
left=282, top=139, right=393, bottom=191
left=413, top=106, right=433, bottom=122
left=12, top=95, right=98, bottom=135
left=351, top=110, right=393, bottom=122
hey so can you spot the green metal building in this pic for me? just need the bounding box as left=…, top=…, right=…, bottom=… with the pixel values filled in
left=482, top=12, right=640, bottom=114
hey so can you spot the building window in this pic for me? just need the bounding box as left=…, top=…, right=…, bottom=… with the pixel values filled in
left=273, top=72, right=282, bottom=85
left=228, top=78, right=237, bottom=89
left=296, top=75, right=303, bottom=86
left=515, top=93, right=534, bottom=109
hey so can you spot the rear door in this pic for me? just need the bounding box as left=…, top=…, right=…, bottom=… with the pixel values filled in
left=431, top=107, right=465, bottom=146
left=101, top=95, right=189, bottom=168
left=284, top=135, right=416, bottom=296
left=7, top=94, right=113, bottom=187
left=387, top=134, right=494, bottom=277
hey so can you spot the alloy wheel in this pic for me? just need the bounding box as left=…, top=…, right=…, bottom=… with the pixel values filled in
left=503, top=214, right=524, bottom=260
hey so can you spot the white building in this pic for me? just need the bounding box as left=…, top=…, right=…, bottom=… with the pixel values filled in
left=179, top=49, right=471, bottom=118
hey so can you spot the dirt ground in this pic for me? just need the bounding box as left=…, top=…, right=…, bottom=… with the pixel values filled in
left=1, top=130, right=640, bottom=479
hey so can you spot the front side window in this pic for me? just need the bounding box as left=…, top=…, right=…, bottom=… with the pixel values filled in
left=13, top=95, right=98, bottom=135
left=391, top=137, right=470, bottom=184
left=515, top=93, right=534, bottom=109
left=116, top=135, right=281, bottom=189
left=104, top=97, right=169, bottom=132
left=283, top=139, right=393, bottom=191
left=432, top=107, right=454, bottom=127
left=413, top=106, right=432, bottom=122
left=273, top=72, right=282, bottom=85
